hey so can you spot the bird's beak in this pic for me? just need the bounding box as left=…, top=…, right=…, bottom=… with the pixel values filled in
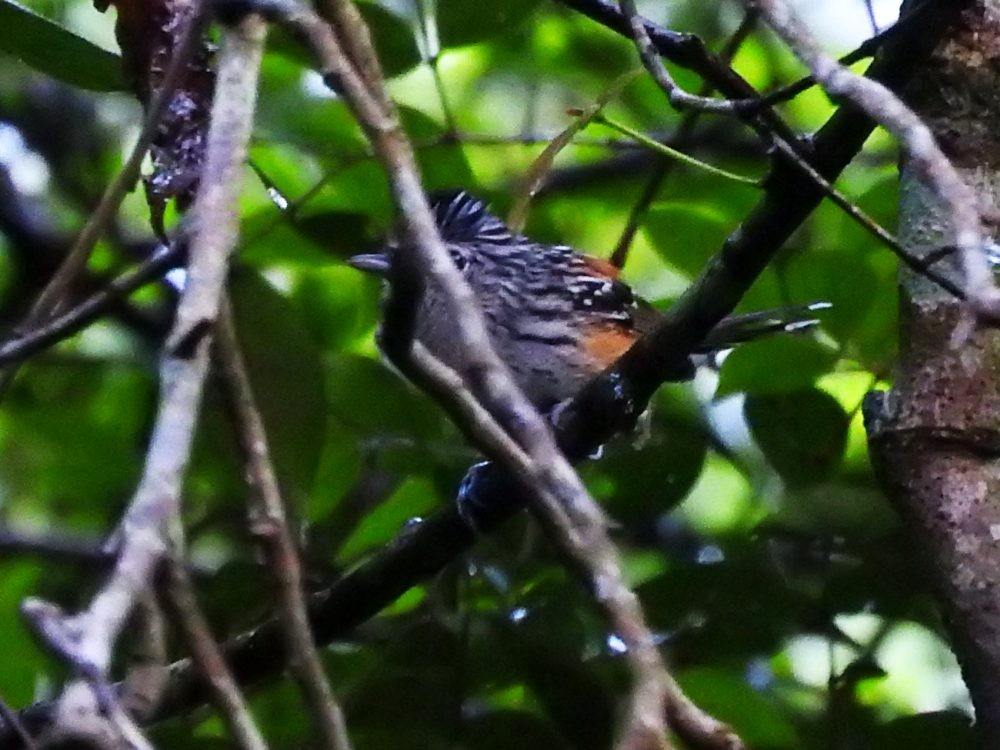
left=347, top=253, right=390, bottom=276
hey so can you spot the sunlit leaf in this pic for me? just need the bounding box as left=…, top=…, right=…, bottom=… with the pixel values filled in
left=0, top=1, right=124, bottom=90
left=716, top=336, right=838, bottom=398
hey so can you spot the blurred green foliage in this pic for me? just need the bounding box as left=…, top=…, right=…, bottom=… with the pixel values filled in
left=0, top=0, right=973, bottom=748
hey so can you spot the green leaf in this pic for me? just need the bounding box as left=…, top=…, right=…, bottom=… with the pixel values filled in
left=744, top=388, right=849, bottom=487
left=644, top=186, right=758, bottom=280
left=0, top=1, right=124, bottom=90
left=336, top=477, right=439, bottom=562
left=359, top=2, right=421, bottom=77
left=677, top=667, right=801, bottom=748
left=436, top=0, right=541, bottom=48
left=229, top=270, right=328, bottom=508
left=715, top=336, right=838, bottom=398
left=585, top=415, right=707, bottom=523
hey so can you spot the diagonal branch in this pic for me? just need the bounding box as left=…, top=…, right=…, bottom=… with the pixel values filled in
left=161, top=558, right=268, bottom=750
left=215, top=296, right=352, bottom=750
left=747, top=0, right=997, bottom=317
left=243, top=1, right=681, bottom=746
left=1, top=2, right=965, bottom=748
left=18, top=15, right=267, bottom=746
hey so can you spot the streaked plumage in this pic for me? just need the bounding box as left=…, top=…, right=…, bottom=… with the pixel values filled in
left=350, top=191, right=825, bottom=410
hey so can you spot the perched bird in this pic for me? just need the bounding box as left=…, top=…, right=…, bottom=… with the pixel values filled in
left=349, top=191, right=825, bottom=411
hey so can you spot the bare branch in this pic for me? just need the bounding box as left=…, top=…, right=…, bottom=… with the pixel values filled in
left=241, top=1, right=685, bottom=746
left=748, top=0, right=998, bottom=318
left=0, top=9, right=205, bottom=400
left=215, top=297, right=352, bottom=750
left=618, top=0, right=754, bottom=114
left=162, top=557, right=268, bottom=750
left=19, top=15, right=267, bottom=745
left=0, top=244, right=181, bottom=367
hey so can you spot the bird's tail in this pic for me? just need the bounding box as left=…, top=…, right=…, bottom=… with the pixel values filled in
left=697, top=302, right=831, bottom=352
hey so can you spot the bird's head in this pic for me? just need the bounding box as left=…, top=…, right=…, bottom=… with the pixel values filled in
left=347, top=190, right=516, bottom=279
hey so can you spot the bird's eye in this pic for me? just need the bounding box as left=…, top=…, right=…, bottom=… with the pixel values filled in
left=450, top=252, right=469, bottom=272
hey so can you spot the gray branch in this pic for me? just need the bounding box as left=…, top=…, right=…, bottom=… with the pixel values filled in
left=19, top=15, right=268, bottom=747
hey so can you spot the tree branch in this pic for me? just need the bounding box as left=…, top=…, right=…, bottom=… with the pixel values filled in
left=0, top=2, right=966, bottom=748
left=18, top=15, right=267, bottom=746
left=864, top=1, right=1000, bottom=741
left=161, top=558, right=268, bottom=750
left=748, top=0, right=996, bottom=316
left=216, top=296, right=352, bottom=750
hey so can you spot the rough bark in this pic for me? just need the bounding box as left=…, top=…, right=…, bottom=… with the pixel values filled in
left=864, top=1, right=1000, bottom=742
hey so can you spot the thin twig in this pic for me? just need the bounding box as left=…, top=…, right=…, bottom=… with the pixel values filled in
left=619, top=0, right=755, bottom=115
left=411, top=0, right=457, bottom=133
left=0, top=244, right=182, bottom=367
left=19, top=16, right=268, bottom=745
left=765, top=138, right=967, bottom=300
left=748, top=0, right=997, bottom=317
left=216, top=296, right=352, bottom=750
left=611, top=8, right=759, bottom=267
left=508, top=69, right=643, bottom=232
left=258, top=2, right=681, bottom=746
left=590, top=112, right=760, bottom=186
left=162, top=557, right=268, bottom=750
left=0, top=9, right=205, bottom=401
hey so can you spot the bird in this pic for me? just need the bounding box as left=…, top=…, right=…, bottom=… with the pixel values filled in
left=349, top=191, right=826, bottom=412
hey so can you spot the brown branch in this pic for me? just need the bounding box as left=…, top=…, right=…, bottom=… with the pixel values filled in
left=748, top=0, right=997, bottom=317
left=611, top=7, right=759, bottom=267
left=247, top=1, right=689, bottom=746
left=18, top=15, right=267, bottom=746
left=618, top=0, right=755, bottom=115
left=0, top=9, right=205, bottom=400
left=162, top=558, right=268, bottom=750
left=863, top=2, right=1000, bottom=742
left=215, top=296, right=352, bottom=750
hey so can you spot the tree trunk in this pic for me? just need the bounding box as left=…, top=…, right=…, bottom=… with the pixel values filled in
left=864, top=1, right=1000, bottom=743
